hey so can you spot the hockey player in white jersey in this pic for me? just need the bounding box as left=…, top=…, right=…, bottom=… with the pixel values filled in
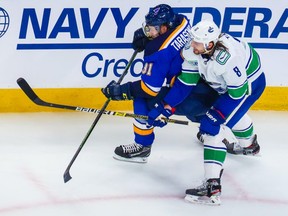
left=147, top=20, right=266, bottom=205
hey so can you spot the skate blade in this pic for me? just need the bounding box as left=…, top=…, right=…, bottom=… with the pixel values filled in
left=228, top=148, right=262, bottom=157
left=113, top=154, right=148, bottom=163
left=236, top=151, right=262, bottom=157
left=184, top=194, right=221, bottom=206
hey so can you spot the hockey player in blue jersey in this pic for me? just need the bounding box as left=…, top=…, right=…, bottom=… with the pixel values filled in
left=147, top=20, right=266, bottom=205
left=102, top=4, right=218, bottom=163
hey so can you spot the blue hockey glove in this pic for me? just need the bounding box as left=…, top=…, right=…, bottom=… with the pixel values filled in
left=132, top=28, right=149, bottom=52
left=147, top=102, right=175, bottom=128
left=101, top=81, right=133, bottom=101
left=199, top=108, right=225, bottom=136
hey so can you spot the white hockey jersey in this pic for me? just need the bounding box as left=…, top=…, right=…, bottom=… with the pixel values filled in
left=180, top=33, right=262, bottom=100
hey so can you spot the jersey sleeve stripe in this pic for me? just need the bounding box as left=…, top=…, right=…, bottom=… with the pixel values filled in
left=178, top=69, right=200, bottom=86
left=140, top=80, right=159, bottom=97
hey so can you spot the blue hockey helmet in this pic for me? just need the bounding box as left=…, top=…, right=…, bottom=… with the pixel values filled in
left=145, top=4, right=176, bottom=28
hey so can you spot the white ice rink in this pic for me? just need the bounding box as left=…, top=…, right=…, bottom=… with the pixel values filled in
left=0, top=110, right=288, bottom=216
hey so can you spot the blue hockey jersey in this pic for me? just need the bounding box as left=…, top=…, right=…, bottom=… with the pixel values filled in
left=131, top=14, right=192, bottom=98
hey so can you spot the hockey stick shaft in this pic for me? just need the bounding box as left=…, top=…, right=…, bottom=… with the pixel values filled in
left=63, top=50, right=138, bottom=183
left=16, top=77, right=189, bottom=125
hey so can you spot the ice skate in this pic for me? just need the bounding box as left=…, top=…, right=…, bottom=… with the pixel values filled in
left=223, top=134, right=260, bottom=155
left=185, top=178, right=221, bottom=206
left=242, top=134, right=260, bottom=155
left=197, top=132, right=260, bottom=156
left=113, top=143, right=151, bottom=163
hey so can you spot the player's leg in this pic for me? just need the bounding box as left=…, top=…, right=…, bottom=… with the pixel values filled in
left=185, top=128, right=227, bottom=205
left=198, top=73, right=265, bottom=155
left=227, top=114, right=260, bottom=155
left=225, top=74, right=265, bottom=155
left=113, top=97, right=154, bottom=163
left=175, top=79, right=219, bottom=122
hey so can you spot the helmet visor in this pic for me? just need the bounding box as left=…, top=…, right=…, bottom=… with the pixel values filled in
left=142, top=22, right=160, bottom=38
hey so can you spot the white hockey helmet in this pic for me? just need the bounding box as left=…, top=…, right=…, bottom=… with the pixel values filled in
left=191, top=20, right=220, bottom=50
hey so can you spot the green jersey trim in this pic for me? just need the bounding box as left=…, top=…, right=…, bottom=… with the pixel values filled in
left=178, top=70, right=200, bottom=86
left=246, top=44, right=261, bottom=77
left=227, top=80, right=249, bottom=99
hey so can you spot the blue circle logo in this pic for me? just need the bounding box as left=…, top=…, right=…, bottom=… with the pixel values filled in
left=0, top=7, right=10, bottom=38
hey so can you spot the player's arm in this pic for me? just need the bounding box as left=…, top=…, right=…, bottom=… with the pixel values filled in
left=146, top=60, right=200, bottom=127
left=163, top=62, right=200, bottom=107
left=101, top=79, right=162, bottom=101
left=101, top=60, right=167, bottom=100
left=102, top=45, right=175, bottom=101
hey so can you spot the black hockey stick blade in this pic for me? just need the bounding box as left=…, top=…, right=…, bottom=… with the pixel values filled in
left=17, top=77, right=77, bottom=111
left=63, top=170, right=72, bottom=183
left=17, top=77, right=41, bottom=103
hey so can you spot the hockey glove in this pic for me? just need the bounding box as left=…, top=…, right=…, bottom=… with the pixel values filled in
left=147, top=102, right=175, bottom=128
left=199, top=108, right=225, bottom=136
left=101, top=80, right=133, bottom=101
left=132, top=28, right=149, bottom=52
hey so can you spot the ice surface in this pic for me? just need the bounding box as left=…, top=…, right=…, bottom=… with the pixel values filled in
left=0, top=111, right=287, bottom=215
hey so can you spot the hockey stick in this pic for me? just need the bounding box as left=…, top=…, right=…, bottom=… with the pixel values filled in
left=16, top=77, right=189, bottom=126
left=60, top=50, right=139, bottom=182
